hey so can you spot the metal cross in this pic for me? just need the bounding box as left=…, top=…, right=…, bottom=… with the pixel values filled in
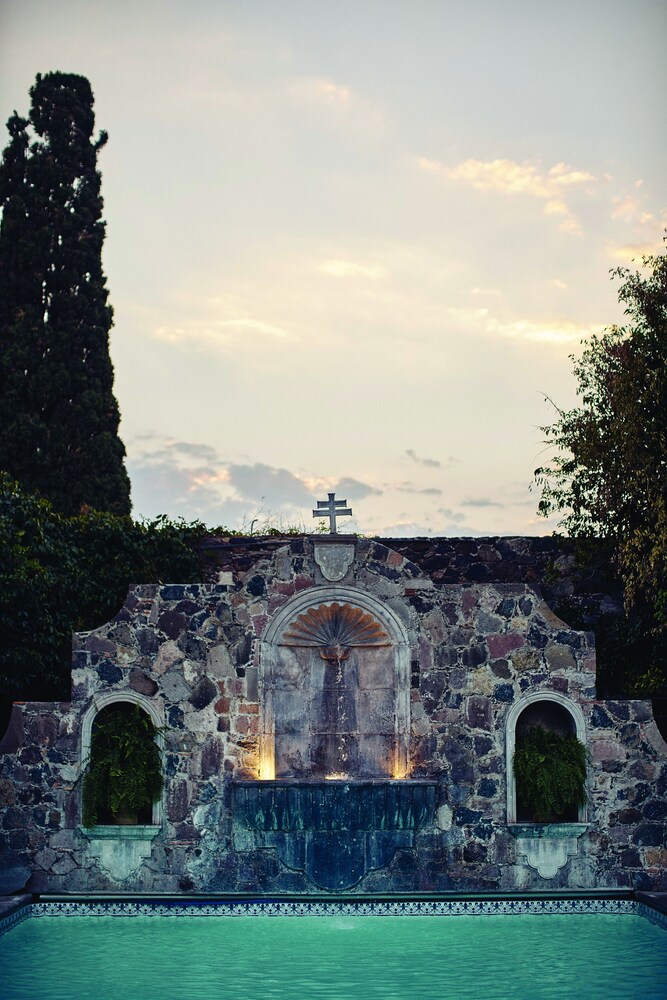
left=313, top=493, right=352, bottom=534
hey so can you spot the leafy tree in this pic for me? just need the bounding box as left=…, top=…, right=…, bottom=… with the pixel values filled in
left=0, top=72, right=130, bottom=515
left=535, top=243, right=667, bottom=694
left=0, top=474, right=217, bottom=712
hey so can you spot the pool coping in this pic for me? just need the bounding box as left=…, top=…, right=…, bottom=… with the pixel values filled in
left=1, top=890, right=666, bottom=936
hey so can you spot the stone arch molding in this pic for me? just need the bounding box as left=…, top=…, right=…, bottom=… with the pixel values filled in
left=80, top=691, right=164, bottom=825
left=259, top=586, right=411, bottom=780
left=262, top=585, right=412, bottom=647
left=505, top=690, right=587, bottom=824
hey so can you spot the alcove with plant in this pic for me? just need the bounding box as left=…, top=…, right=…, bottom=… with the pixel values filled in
left=513, top=700, right=588, bottom=824
left=82, top=702, right=163, bottom=827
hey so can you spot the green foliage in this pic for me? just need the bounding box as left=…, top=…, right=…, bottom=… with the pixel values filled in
left=514, top=727, right=588, bottom=823
left=0, top=474, right=216, bottom=702
left=0, top=72, right=131, bottom=516
left=82, top=703, right=162, bottom=827
left=535, top=243, right=667, bottom=694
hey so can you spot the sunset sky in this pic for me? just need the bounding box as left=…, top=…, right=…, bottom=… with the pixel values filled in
left=1, top=1, right=665, bottom=536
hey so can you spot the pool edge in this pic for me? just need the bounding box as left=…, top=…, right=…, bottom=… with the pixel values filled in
left=2, top=890, right=666, bottom=936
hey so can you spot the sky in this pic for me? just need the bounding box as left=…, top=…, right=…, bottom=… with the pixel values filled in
left=1, top=1, right=665, bottom=537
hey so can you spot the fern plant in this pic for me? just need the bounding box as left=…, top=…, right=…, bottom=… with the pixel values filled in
left=514, top=726, right=587, bottom=823
left=82, top=703, right=163, bottom=827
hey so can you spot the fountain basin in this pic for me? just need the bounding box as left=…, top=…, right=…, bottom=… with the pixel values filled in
left=231, top=779, right=437, bottom=891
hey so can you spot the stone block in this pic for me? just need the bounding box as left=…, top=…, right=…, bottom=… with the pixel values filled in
left=590, top=739, right=624, bottom=764
left=168, top=780, right=189, bottom=823
left=642, top=799, right=667, bottom=822
left=51, top=853, right=78, bottom=876
left=490, top=659, right=511, bottom=678
left=487, top=633, right=525, bottom=658
left=493, top=684, right=514, bottom=703
left=469, top=667, right=494, bottom=696
left=97, top=661, right=122, bottom=685
left=544, top=643, right=576, bottom=672
left=35, top=847, right=57, bottom=870
left=129, top=668, right=158, bottom=696
left=189, top=676, right=217, bottom=710
left=200, top=738, right=223, bottom=779
left=153, top=640, right=184, bottom=676
left=511, top=648, right=542, bottom=673
left=0, top=863, right=30, bottom=893
left=644, top=848, right=667, bottom=869
left=632, top=823, right=664, bottom=847
left=477, top=778, right=498, bottom=798
left=161, top=669, right=191, bottom=703
left=462, top=643, right=487, bottom=668
left=590, top=705, right=613, bottom=728
left=465, top=696, right=492, bottom=731
left=357, top=689, right=395, bottom=733
left=436, top=804, right=453, bottom=830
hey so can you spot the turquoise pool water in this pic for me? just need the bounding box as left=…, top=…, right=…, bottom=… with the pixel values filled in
left=1, top=910, right=666, bottom=1000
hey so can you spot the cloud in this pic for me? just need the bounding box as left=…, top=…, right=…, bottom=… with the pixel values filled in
left=226, top=463, right=313, bottom=507
left=608, top=242, right=662, bottom=264
left=435, top=507, right=467, bottom=523
left=606, top=202, right=667, bottom=263
left=461, top=497, right=504, bottom=508
left=419, top=156, right=596, bottom=197
left=333, top=477, right=382, bottom=500
left=406, top=448, right=441, bottom=468
left=418, top=156, right=598, bottom=234
left=164, top=440, right=220, bottom=462
left=395, top=484, right=443, bottom=496
left=217, top=319, right=290, bottom=339
left=127, top=450, right=241, bottom=527
left=154, top=315, right=292, bottom=351
left=128, top=436, right=390, bottom=527
left=448, top=307, right=603, bottom=345
left=611, top=195, right=642, bottom=223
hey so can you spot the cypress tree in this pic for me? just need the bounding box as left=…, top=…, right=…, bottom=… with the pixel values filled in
left=0, top=72, right=131, bottom=515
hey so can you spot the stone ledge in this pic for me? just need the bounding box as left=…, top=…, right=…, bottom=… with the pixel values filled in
left=508, top=823, right=591, bottom=879
left=80, top=825, right=161, bottom=841
left=80, top=825, right=161, bottom=882
left=507, top=823, right=591, bottom=839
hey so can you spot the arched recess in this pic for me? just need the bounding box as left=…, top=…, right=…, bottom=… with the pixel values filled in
left=259, top=586, right=412, bottom=781
left=80, top=692, right=164, bottom=824
left=505, top=691, right=587, bottom=823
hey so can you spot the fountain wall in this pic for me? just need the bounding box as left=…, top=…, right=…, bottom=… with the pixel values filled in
left=1, top=537, right=665, bottom=894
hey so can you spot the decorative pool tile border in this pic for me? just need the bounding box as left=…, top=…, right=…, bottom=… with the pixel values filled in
left=0, top=905, right=32, bottom=936
left=3, top=897, right=666, bottom=935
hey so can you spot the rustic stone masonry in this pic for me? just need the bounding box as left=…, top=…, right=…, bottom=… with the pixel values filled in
left=0, top=536, right=665, bottom=895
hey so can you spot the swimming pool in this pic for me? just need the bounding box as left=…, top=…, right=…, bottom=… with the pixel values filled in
left=1, top=898, right=666, bottom=1000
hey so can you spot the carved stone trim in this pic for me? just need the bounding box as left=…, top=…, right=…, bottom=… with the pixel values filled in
left=80, top=825, right=161, bottom=882
left=313, top=542, right=355, bottom=582
left=509, top=823, right=590, bottom=879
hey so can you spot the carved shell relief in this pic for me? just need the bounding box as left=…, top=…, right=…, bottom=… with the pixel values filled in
left=281, top=603, right=390, bottom=654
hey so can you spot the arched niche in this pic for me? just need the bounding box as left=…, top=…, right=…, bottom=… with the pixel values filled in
left=505, top=691, right=587, bottom=824
left=259, top=586, right=411, bottom=781
left=80, top=692, right=164, bottom=824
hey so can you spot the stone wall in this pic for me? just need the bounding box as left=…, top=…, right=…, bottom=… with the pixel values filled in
left=1, top=537, right=665, bottom=895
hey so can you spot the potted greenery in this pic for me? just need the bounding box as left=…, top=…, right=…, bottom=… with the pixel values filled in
left=82, top=703, right=163, bottom=827
left=513, top=726, right=587, bottom=823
